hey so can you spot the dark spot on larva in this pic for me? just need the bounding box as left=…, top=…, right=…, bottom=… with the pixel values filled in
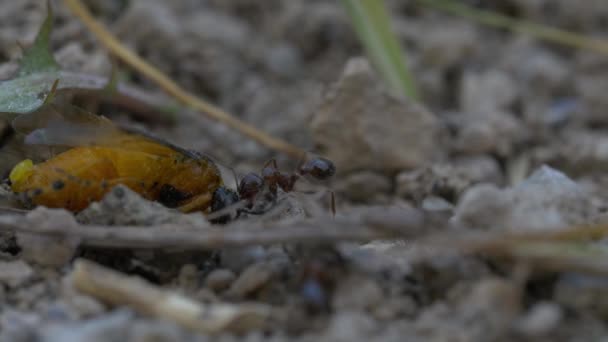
left=158, top=184, right=191, bottom=208
left=52, top=180, right=65, bottom=190
left=101, top=180, right=108, bottom=189
left=84, top=180, right=92, bottom=187
left=139, top=181, right=145, bottom=188
left=32, top=188, right=42, bottom=196
left=113, top=187, right=125, bottom=198
left=151, top=181, right=159, bottom=189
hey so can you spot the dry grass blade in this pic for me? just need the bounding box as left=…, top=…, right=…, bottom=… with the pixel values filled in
left=452, top=223, right=608, bottom=276
left=62, top=0, right=304, bottom=159
left=418, top=0, right=608, bottom=55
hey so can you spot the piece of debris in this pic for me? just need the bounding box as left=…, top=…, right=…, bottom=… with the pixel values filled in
left=225, top=262, right=275, bottom=299
left=70, top=259, right=271, bottom=334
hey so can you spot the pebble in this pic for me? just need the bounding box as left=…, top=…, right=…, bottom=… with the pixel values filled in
left=0, top=260, right=33, bottom=288
left=452, top=165, right=596, bottom=231
left=18, top=208, right=79, bottom=267
left=177, top=264, right=199, bottom=292
left=516, top=302, right=563, bottom=337
left=335, top=171, right=392, bottom=203
left=332, top=275, right=383, bottom=312
left=205, top=269, right=236, bottom=292
left=311, top=58, right=439, bottom=174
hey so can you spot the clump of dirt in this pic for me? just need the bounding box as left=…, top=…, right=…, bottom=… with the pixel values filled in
left=3, top=0, right=608, bottom=341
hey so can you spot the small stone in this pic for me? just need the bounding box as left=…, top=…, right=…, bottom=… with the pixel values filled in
left=516, top=302, right=563, bottom=337
left=0, top=260, right=34, bottom=288
left=396, top=165, right=471, bottom=204
left=205, top=269, right=236, bottom=292
left=312, top=58, right=439, bottom=174
left=461, top=70, right=519, bottom=113
left=335, top=171, right=392, bottom=202
left=451, top=110, right=525, bottom=156
left=264, top=44, right=301, bottom=78
left=332, top=275, right=383, bottom=312
left=77, top=185, right=208, bottom=227
left=421, top=196, right=453, bottom=212
left=451, top=183, right=510, bottom=230
left=459, top=277, right=522, bottom=337
left=417, top=20, right=477, bottom=69
left=452, top=155, right=503, bottom=185
left=225, top=262, right=274, bottom=299
left=452, top=165, right=596, bottom=231
left=326, top=311, right=378, bottom=341
left=554, top=273, right=608, bottom=319
left=18, top=208, right=79, bottom=267
left=177, top=264, right=199, bottom=292
left=39, top=310, right=134, bottom=342
left=220, top=246, right=269, bottom=273
left=372, top=295, right=417, bottom=320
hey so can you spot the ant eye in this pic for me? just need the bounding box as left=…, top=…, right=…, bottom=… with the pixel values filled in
left=301, top=157, right=336, bottom=180
left=239, top=172, right=264, bottom=200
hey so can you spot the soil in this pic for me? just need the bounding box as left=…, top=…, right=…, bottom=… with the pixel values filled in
left=2, top=0, right=608, bottom=341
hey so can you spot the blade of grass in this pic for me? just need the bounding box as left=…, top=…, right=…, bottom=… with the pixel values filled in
left=341, top=0, right=419, bottom=100
left=63, top=0, right=304, bottom=159
left=418, top=0, right=608, bottom=56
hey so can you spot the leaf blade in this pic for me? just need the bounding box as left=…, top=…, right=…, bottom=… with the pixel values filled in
left=341, top=0, right=419, bottom=100
left=17, top=3, right=59, bottom=77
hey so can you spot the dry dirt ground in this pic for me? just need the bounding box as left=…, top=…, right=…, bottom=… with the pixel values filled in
left=2, top=0, right=608, bottom=341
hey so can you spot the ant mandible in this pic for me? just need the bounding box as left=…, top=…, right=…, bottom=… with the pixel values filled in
left=209, top=156, right=336, bottom=223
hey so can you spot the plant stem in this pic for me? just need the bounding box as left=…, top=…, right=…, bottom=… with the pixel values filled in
left=63, top=0, right=305, bottom=159
left=418, top=0, right=608, bottom=55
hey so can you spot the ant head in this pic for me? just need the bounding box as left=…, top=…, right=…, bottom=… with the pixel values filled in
left=238, top=172, right=264, bottom=201
left=299, top=157, right=336, bottom=181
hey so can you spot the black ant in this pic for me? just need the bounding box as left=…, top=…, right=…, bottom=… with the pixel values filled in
left=209, top=156, right=336, bottom=223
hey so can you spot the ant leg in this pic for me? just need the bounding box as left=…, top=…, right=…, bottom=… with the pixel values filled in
left=329, top=190, right=336, bottom=217
left=263, top=158, right=279, bottom=170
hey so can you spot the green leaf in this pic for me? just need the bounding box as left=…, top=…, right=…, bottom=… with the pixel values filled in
left=0, top=3, right=61, bottom=115
left=341, top=0, right=418, bottom=100
left=17, top=2, right=59, bottom=77
left=0, top=3, right=176, bottom=122
left=0, top=72, right=59, bottom=116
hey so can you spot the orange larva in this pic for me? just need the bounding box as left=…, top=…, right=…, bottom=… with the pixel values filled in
left=8, top=104, right=228, bottom=213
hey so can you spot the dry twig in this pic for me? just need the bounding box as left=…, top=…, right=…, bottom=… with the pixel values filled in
left=71, top=259, right=271, bottom=334
left=62, top=0, right=305, bottom=159
left=0, top=209, right=427, bottom=249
